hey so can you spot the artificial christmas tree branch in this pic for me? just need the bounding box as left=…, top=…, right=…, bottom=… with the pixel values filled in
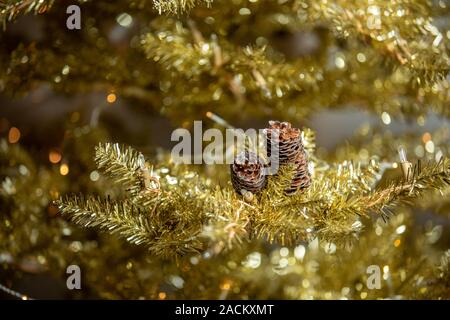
left=155, top=0, right=449, bottom=85
left=152, top=0, right=212, bottom=14
left=1, top=1, right=448, bottom=121
left=140, top=18, right=449, bottom=119
left=0, top=0, right=54, bottom=27
left=1, top=0, right=449, bottom=301
left=56, top=141, right=450, bottom=258
left=1, top=132, right=448, bottom=299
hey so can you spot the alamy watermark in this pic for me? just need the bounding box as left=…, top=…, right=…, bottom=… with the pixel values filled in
left=66, top=5, right=81, bottom=30
left=66, top=265, right=81, bottom=290
left=170, top=121, right=281, bottom=175
left=366, top=265, right=382, bottom=289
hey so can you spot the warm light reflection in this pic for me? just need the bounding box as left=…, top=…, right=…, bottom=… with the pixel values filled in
left=8, top=127, right=21, bottom=144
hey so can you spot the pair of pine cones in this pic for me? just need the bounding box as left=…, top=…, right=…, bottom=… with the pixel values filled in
left=230, top=121, right=311, bottom=196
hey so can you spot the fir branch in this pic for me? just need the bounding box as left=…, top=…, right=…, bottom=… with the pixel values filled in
left=55, top=195, right=203, bottom=257
left=366, top=158, right=450, bottom=213
left=314, top=158, right=450, bottom=225
left=152, top=0, right=213, bottom=14
left=140, top=23, right=319, bottom=99
left=0, top=0, right=55, bottom=28
left=253, top=158, right=449, bottom=244
left=141, top=27, right=212, bottom=75
left=56, top=195, right=152, bottom=245
left=58, top=141, right=450, bottom=257
left=301, top=0, right=450, bottom=85
left=94, top=143, right=159, bottom=208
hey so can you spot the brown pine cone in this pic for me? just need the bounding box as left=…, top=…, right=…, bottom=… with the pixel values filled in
left=230, top=151, right=267, bottom=195
left=264, top=120, right=303, bottom=164
left=264, top=120, right=311, bottom=195
left=285, top=150, right=311, bottom=195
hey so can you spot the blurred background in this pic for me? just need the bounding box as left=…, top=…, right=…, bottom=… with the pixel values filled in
left=0, top=1, right=449, bottom=299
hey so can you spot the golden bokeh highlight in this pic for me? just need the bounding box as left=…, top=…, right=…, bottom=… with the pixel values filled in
left=107, top=93, right=117, bottom=103
left=422, top=132, right=431, bottom=143
left=220, top=280, right=232, bottom=290
left=60, top=164, right=69, bottom=176
left=49, top=150, right=62, bottom=164
left=158, top=292, right=166, bottom=300
left=8, top=127, right=21, bottom=144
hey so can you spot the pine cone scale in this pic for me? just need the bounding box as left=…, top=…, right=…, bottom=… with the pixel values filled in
left=265, top=121, right=311, bottom=195
left=230, top=151, right=267, bottom=194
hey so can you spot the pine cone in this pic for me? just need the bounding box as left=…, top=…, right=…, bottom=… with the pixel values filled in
left=230, top=151, right=267, bottom=195
left=264, top=120, right=311, bottom=195
left=285, top=150, right=311, bottom=195
left=264, top=120, right=303, bottom=164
